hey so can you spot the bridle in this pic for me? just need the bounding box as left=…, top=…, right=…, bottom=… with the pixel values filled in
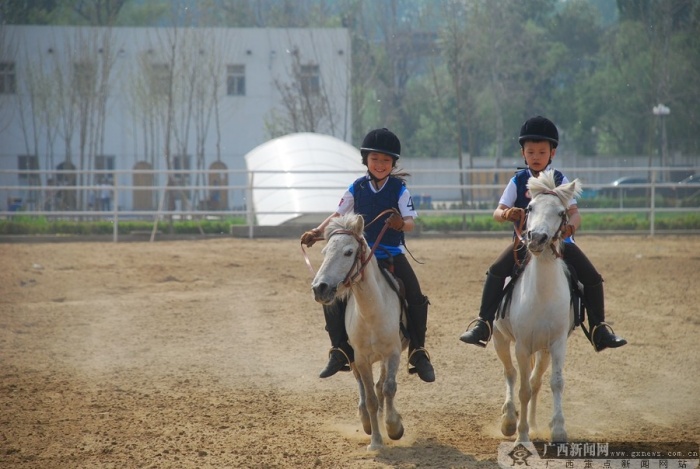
left=513, top=190, right=568, bottom=266
left=302, top=208, right=397, bottom=286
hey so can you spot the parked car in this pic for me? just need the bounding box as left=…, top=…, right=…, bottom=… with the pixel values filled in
left=600, top=176, right=650, bottom=198
left=670, top=174, right=700, bottom=199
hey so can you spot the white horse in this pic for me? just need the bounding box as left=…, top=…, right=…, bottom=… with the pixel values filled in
left=311, top=213, right=408, bottom=451
left=493, top=169, right=582, bottom=443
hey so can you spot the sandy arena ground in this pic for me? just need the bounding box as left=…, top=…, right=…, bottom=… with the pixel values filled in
left=1, top=234, right=699, bottom=468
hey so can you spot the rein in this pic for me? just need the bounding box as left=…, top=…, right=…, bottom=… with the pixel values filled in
left=513, top=190, right=568, bottom=267
left=301, top=208, right=398, bottom=285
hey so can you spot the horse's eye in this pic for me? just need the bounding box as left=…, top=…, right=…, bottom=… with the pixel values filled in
left=559, top=210, right=566, bottom=218
left=345, top=249, right=354, bottom=257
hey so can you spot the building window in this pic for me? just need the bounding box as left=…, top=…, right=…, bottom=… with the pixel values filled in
left=149, top=63, right=171, bottom=95
left=227, top=64, right=246, bottom=96
left=73, top=61, right=96, bottom=93
left=0, top=62, right=17, bottom=94
left=300, top=64, right=320, bottom=95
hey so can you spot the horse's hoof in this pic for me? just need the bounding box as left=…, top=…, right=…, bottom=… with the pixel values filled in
left=501, top=419, right=517, bottom=437
left=551, top=429, right=567, bottom=442
left=367, top=441, right=383, bottom=452
left=388, top=424, right=404, bottom=440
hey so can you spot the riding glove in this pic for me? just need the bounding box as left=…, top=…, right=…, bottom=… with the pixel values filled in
left=502, top=207, right=525, bottom=222
left=300, top=228, right=321, bottom=247
left=561, top=224, right=576, bottom=239
left=385, top=213, right=405, bottom=231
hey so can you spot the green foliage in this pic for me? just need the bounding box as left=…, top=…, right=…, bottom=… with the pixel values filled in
left=416, top=211, right=700, bottom=233
left=1, top=213, right=696, bottom=236
left=0, top=217, right=246, bottom=236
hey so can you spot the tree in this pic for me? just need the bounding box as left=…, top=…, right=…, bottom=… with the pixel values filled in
left=548, top=0, right=605, bottom=155
left=71, top=0, right=127, bottom=25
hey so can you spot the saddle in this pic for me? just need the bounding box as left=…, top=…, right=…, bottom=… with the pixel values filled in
left=496, top=260, right=585, bottom=330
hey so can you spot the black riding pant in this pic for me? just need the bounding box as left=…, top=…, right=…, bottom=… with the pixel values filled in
left=488, top=241, right=603, bottom=286
left=382, top=253, right=424, bottom=306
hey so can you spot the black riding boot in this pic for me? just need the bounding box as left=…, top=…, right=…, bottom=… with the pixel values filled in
left=459, top=272, right=506, bottom=347
left=319, top=299, right=354, bottom=378
left=407, top=296, right=435, bottom=383
left=584, top=282, right=627, bottom=352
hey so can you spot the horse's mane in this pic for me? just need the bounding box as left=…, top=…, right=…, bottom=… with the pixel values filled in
left=324, top=213, right=364, bottom=240
left=528, top=169, right=582, bottom=207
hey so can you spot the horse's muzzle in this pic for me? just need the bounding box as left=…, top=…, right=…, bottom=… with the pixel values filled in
left=526, top=231, right=548, bottom=254
left=312, top=282, right=337, bottom=305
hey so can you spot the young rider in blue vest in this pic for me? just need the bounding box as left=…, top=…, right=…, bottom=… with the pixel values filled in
left=459, top=116, right=627, bottom=352
left=301, top=128, right=435, bottom=383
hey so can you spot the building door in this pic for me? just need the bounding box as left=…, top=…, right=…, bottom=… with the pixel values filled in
left=133, top=161, right=154, bottom=210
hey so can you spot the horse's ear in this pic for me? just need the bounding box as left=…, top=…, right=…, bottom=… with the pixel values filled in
left=350, top=213, right=365, bottom=236
left=557, top=179, right=583, bottom=204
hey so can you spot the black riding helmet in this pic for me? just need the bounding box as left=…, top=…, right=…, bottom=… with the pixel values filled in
left=518, top=116, right=559, bottom=149
left=360, top=128, right=401, bottom=166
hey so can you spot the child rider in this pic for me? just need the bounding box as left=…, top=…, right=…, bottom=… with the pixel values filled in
left=301, top=128, right=435, bottom=383
left=459, top=116, right=627, bottom=352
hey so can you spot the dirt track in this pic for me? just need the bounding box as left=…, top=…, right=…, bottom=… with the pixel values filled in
left=1, top=235, right=699, bottom=468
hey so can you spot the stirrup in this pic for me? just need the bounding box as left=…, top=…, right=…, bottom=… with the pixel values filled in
left=328, top=347, right=352, bottom=372
left=406, top=347, right=434, bottom=381
left=407, top=347, right=431, bottom=375
left=460, top=318, right=492, bottom=348
left=590, top=322, right=626, bottom=352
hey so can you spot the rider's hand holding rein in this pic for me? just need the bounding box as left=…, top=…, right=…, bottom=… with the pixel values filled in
left=499, top=207, right=525, bottom=223
left=301, top=212, right=343, bottom=248
left=385, top=212, right=406, bottom=231
left=300, top=228, right=322, bottom=247
left=561, top=204, right=581, bottom=239
left=560, top=223, right=576, bottom=239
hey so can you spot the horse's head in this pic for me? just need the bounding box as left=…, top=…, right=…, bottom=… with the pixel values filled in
left=311, top=213, right=366, bottom=304
left=525, top=170, right=581, bottom=255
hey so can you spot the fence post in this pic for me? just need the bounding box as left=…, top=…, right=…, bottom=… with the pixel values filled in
left=650, top=169, right=656, bottom=237
left=247, top=171, right=255, bottom=239
left=112, top=183, right=119, bottom=242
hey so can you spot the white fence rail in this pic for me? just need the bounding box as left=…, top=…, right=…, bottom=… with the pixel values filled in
left=1, top=166, right=698, bottom=241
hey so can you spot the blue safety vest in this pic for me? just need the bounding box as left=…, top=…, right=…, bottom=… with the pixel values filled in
left=351, top=176, right=405, bottom=250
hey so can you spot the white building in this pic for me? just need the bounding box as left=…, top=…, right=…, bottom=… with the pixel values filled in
left=0, top=25, right=351, bottom=212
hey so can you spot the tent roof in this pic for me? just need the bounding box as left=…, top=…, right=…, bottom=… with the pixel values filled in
left=244, top=133, right=365, bottom=226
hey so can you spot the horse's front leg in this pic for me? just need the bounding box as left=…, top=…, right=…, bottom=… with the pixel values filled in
left=548, top=340, right=568, bottom=442
left=354, top=357, right=383, bottom=451
left=381, top=352, right=404, bottom=440
left=515, top=345, right=533, bottom=443
left=528, top=350, right=550, bottom=434
left=353, top=366, right=371, bottom=436
left=493, top=328, right=517, bottom=437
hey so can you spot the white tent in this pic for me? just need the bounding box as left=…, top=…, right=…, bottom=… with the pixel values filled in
left=244, top=133, right=366, bottom=226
